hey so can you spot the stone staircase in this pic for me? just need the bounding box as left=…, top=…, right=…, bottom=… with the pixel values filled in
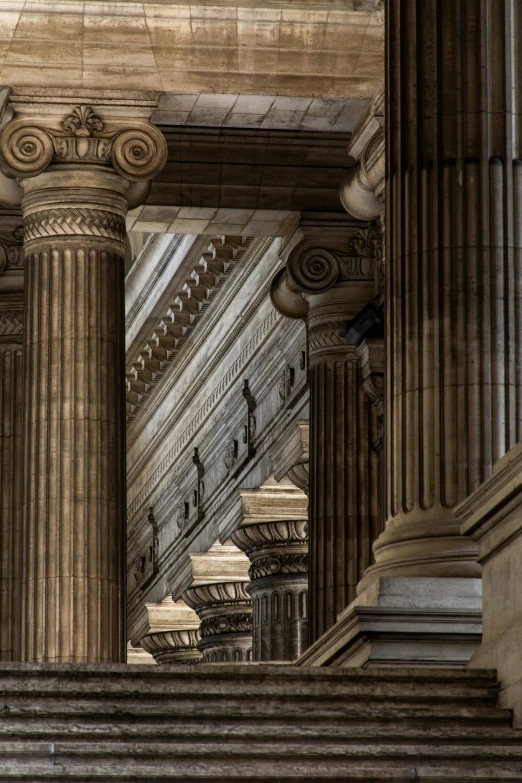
left=0, top=663, right=519, bottom=780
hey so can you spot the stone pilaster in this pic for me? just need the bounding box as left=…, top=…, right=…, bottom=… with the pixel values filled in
left=181, top=541, right=253, bottom=663
left=232, top=519, right=308, bottom=661
left=0, top=258, right=23, bottom=661
left=271, top=225, right=382, bottom=643
left=0, top=101, right=167, bottom=662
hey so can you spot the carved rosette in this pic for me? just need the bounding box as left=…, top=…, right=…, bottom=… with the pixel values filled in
left=182, top=582, right=253, bottom=663
left=141, top=629, right=202, bottom=665
left=231, top=521, right=309, bottom=662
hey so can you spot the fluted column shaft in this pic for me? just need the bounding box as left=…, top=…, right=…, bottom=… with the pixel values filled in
left=19, top=169, right=127, bottom=662
left=0, top=103, right=166, bottom=663
left=307, top=298, right=381, bottom=640
left=364, top=0, right=522, bottom=585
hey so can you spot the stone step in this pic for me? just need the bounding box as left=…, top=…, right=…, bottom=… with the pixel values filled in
left=0, top=718, right=515, bottom=740
left=0, top=663, right=501, bottom=702
left=0, top=761, right=521, bottom=781
left=0, top=664, right=518, bottom=780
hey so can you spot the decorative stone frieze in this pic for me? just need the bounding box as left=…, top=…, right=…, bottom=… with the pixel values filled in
left=271, top=221, right=382, bottom=643
left=232, top=514, right=308, bottom=662
left=0, top=96, right=167, bottom=663
left=181, top=541, right=252, bottom=663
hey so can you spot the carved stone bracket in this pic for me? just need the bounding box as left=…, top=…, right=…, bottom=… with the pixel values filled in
left=223, top=378, right=258, bottom=478
left=133, top=507, right=159, bottom=591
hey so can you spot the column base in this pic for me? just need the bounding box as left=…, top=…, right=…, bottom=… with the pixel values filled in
left=298, top=577, right=482, bottom=668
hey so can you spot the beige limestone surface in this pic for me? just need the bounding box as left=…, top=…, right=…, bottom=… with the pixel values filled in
left=0, top=1, right=383, bottom=98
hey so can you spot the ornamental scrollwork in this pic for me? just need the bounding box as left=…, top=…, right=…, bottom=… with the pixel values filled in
left=0, top=105, right=168, bottom=183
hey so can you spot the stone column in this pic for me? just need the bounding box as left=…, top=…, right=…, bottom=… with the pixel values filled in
left=301, top=0, right=522, bottom=668
left=181, top=541, right=253, bottom=663
left=232, top=520, right=308, bottom=662
left=271, top=224, right=382, bottom=643
left=0, top=103, right=167, bottom=662
left=364, top=0, right=522, bottom=586
left=231, top=479, right=309, bottom=661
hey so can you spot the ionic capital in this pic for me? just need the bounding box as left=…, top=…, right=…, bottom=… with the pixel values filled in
left=271, top=226, right=379, bottom=321
left=0, top=102, right=167, bottom=189
left=340, top=89, right=385, bottom=221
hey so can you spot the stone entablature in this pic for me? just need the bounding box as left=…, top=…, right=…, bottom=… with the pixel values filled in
left=0, top=4, right=383, bottom=100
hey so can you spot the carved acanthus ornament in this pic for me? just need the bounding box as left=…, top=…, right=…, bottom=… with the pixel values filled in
left=141, top=629, right=202, bottom=665
left=232, top=520, right=308, bottom=581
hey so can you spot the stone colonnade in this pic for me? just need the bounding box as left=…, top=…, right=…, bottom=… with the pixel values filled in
left=134, top=481, right=309, bottom=665
left=0, top=101, right=167, bottom=662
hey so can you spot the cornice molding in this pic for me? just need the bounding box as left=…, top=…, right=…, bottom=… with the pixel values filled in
left=126, top=235, right=248, bottom=419
left=127, top=236, right=272, bottom=448
left=125, top=235, right=183, bottom=331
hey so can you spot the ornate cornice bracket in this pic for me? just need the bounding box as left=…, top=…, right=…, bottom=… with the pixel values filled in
left=0, top=104, right=167, bottom=187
